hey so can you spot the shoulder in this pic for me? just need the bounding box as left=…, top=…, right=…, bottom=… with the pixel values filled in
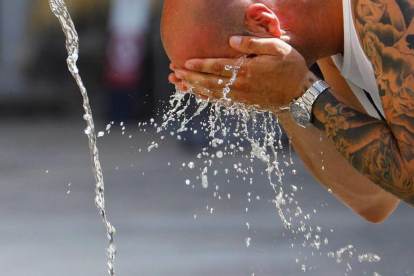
left=351, top=0, right=414, bottom=78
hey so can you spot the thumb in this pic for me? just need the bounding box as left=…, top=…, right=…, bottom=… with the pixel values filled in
left=229, top=36, right=291, bottom=56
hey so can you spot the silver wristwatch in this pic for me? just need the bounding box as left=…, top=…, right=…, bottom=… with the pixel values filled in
left=289, top=80, right=330, bottom=128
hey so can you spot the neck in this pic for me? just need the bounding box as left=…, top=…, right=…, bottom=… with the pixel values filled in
left=276, top=0, right=344, bottom=67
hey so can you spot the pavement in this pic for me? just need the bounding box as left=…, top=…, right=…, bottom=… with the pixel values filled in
left=0, top=118, right=413, bottom=276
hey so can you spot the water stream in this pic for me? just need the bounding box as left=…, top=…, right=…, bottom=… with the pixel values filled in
left=48, top=1, right=116, bottom=275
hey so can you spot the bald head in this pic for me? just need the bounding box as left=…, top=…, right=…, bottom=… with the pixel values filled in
left=161, top=0, right=257, bottom=68
left=161, top=0, right=342, bottom=68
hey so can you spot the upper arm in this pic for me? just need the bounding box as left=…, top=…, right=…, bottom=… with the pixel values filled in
left=353, top=0, right=414, bottom=174
left=352, top=0, right=414, bottom=113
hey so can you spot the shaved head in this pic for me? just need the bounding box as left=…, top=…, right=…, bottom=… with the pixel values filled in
left=161, top=0, right=342, bottom=68
left=161, top=0, right=255, bottom=68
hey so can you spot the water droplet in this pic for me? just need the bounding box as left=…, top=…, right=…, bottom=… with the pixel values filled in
left=98, top=131, right=105, bottom=137
left=202, top=174, right=209, bottom=189
left=216, top=151, right=223, bottom=159
left=245, top=237, right=251, bottom=248
left=188, top=162, right=195, bottom=169
left=185, top=179, right=191, bottom=185
left=358, top=253, right=381, bottom=263
left=148, top=142, right=159, bottom=152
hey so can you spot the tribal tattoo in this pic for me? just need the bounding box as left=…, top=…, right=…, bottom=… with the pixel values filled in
left=313, top=0, right=414, bottom=205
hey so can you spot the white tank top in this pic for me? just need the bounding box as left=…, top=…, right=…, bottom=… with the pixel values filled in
left=331, top=0, right=385, bottom=120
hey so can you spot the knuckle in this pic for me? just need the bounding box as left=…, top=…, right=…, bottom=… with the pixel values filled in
left=211, top=63, right=223, bottom=75
left=194, top=62, right=203, bottom=72
left=247, top=39, right=255, bottom=50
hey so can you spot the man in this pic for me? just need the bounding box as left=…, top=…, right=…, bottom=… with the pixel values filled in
left=161, top=0, right=414, bottom=223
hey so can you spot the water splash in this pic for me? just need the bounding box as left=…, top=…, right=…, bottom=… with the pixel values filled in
left=161, top=56, right=291, bottom=229
left=48, top=1, right=116, bottom=275
left=152, top=57, right=391, bottom=275
left=153, top=53, right=385, bottom=273
left=358, top=253, right=381, bottom=263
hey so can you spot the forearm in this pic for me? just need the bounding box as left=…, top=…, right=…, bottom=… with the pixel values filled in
left=278, top=111, right=399, bottom=222
left=312, top=89, right=414, bottom=206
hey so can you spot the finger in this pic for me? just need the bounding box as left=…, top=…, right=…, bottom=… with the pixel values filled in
left=190, top=85, right=255, bottom=108
left=168, top=73, right=181, bottom=84
left=176, top=82, right=188, bottom=92
left=190, top=83, right=248, bottom=104
left=194, top=92, right=209, bottom=101
left=229, top=36, right=291, bottom=56
left=175, top=69, right=231, bottom=91
left=176, top=72, right=253, bottom=103
left=185, top=58, right=238, bottom=77
left=169, top=63, right=177, bottom=71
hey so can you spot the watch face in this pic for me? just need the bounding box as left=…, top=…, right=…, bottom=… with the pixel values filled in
left=290, top=102, right=311, bottom=128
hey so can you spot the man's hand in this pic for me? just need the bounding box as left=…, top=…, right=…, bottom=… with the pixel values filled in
left=171, top=36, right=316, bottom=110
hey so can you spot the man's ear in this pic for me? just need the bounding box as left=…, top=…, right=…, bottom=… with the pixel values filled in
left=245, top=3, right=282, bottom=37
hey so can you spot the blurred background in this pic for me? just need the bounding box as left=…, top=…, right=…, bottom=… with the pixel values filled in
left=0, top=0, right=413, bottom=275
left=0, top=0, right=170, bottom=120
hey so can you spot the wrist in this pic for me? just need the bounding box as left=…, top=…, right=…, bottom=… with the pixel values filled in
left=299, top=71, right=320, bottom=96
left=289, top=78, right=331, bottom=128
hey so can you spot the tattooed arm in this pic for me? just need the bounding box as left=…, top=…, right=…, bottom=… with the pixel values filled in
left=313, top=89, right=414, bottom=206
left=309, top=0, right=414, bottom=206
left=277, top=57, right=399, bottom=223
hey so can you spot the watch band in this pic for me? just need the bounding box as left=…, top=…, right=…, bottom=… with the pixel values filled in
left=301, top=80, right=331, bottom=107
left=289, top=80, right=331, bottom=128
